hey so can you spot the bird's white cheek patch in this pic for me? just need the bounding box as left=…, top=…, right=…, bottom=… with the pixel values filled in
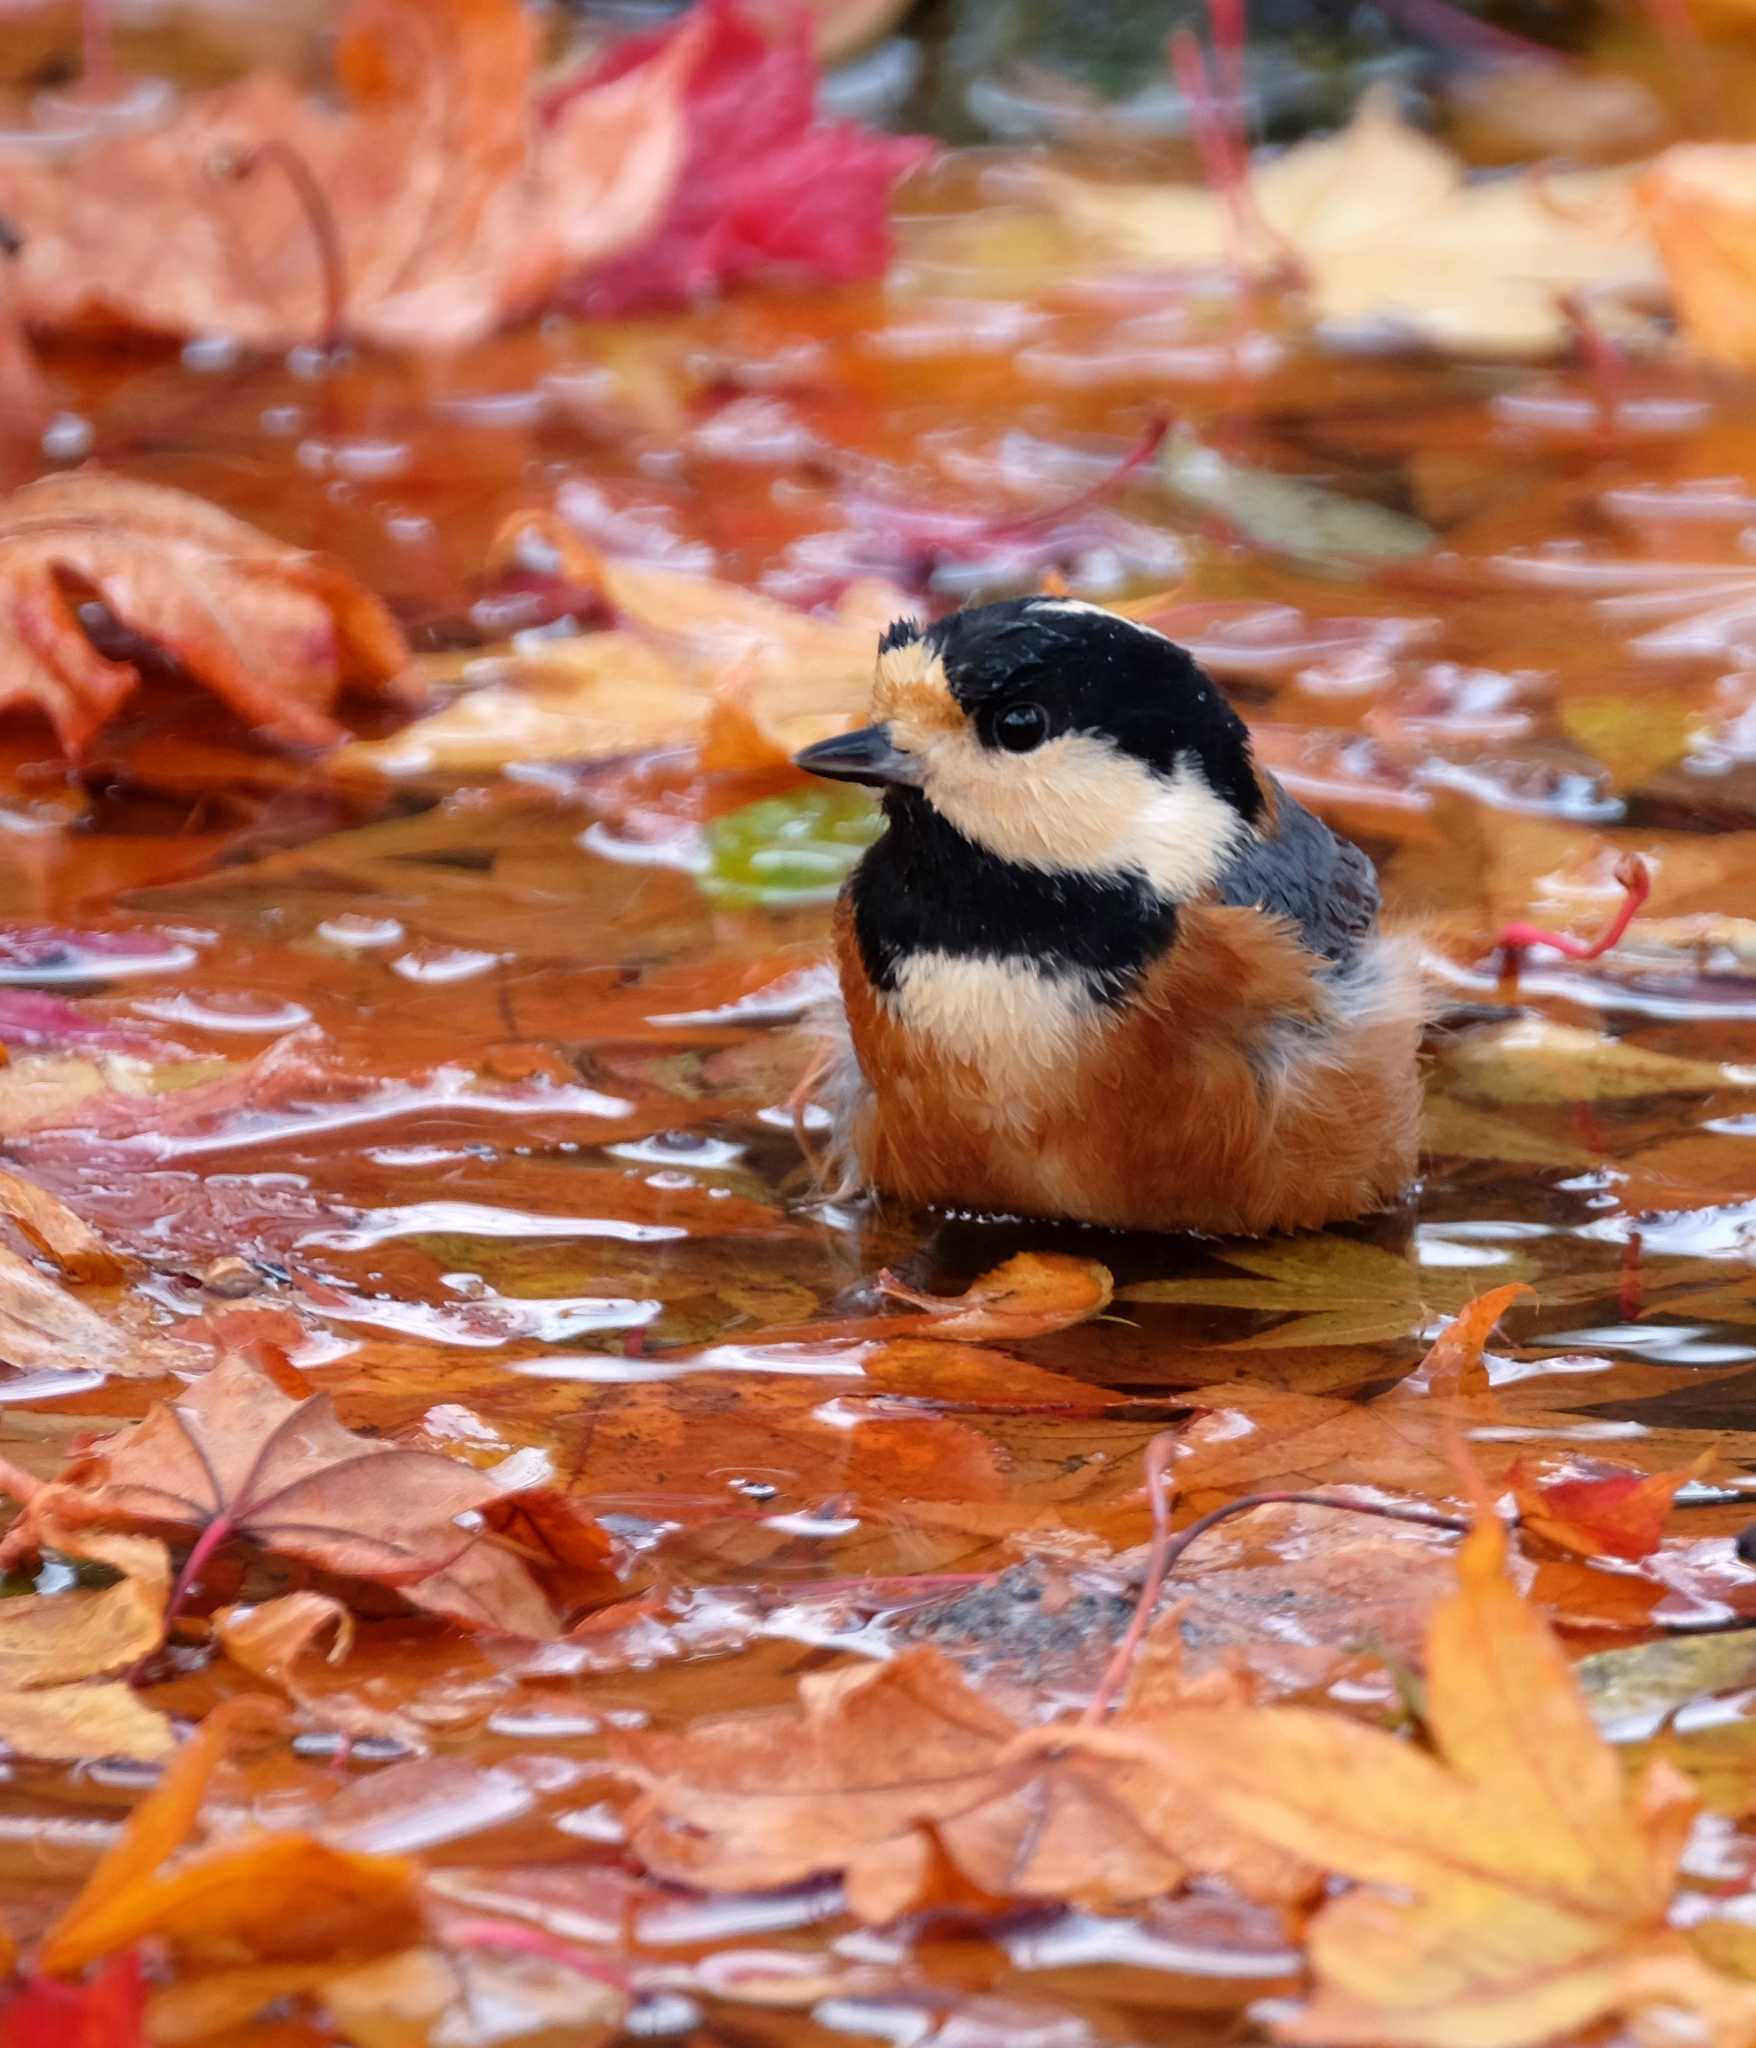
left=918, top=729, right=1247, bottom=899
left=889, top=954, right=1098, bottom=1116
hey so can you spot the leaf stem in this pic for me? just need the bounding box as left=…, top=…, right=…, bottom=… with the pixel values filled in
left=1086, top=1481, right=1469, bottom=1721
left=81, top=0, right=116, bottom=98
left=210, top=140, right=348, bottom=359
left=1495, top=852, right=1651, bottom=979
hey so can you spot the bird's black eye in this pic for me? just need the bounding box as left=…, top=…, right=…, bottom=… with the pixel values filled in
left=993, top=702, right=1049, bottom=753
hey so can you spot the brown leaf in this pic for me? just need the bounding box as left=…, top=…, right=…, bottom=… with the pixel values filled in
left=0, top=1683, right=173, bottom=1766
left=0, top=1526, right=167, bottom=1688
left=0, top=0, right=693, bottom=352
left=38, top=1697, right=420, bottom=1978
left=875, top=1253, right=1115, bottom=1341
left=0, top=472, right=414, bottom=755
left=1052, top=1505, right=1754, bottom=2048
left=0, top=1168, right=125, bottom=1283
left=214, top=1591, right=355, bottom=1686
left=620, top=1643, right=1311, bottom=1915
left=342, top=528, right=907, bottom=776
left=1640, top=146, right=1756, bottom=372
left=18, top=1354, right=564, bottom=1636
left=0, top=1241, right=196, bottom=1380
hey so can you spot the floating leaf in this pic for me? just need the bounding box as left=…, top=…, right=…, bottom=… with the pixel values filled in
left=702, top=786, right=882, bottom=908
left=1054, top=1504, right=1754, bottom=2048
left=1162, top=430, right=1434, bottom=570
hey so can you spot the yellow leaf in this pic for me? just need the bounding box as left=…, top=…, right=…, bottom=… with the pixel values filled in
left=1446, top=1016, right=1756, bottom=1106
left=1039, top=91, right=1659, bottom=355
left=1121, top=1236, right=1503, bottom=1347
left=1640, top=146, right=1756, bottom=372
left=1053, top=1508, right=1756, bottom=2048
left=0, top=1683, right=172, bottom=1765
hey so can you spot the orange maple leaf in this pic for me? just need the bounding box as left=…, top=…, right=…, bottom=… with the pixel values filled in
left=0, top=0, right=694, bottom=351
left=0, top=472, right=415, bottom=754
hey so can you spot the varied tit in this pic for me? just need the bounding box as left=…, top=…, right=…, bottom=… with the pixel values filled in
left=792, top=597, right=1423, bottom=1237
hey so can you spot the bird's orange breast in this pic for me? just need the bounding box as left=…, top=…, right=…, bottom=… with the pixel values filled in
left=831, top=895, right=1422, bottom=1235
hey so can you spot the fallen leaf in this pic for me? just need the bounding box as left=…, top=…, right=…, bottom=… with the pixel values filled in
left=0, top=472, right=414, bottom=756
left=1559, top=691, right=1702, bottom=792
left=0, top=0, right=694, bottom=350
left=213, top=1592, right=355, bottom=1687
left=0, top=1526, right=168, bottom=1687
left=0, top=1169, right=125, bottom=1283
left=1640, top=146, right=1756, bottom=372
left=1445, top=1017, right=1756, bottom=1106
left=1120, top=1238, right=1499, bottom=1348
left=1162, top=430, right=1434, bottom=569
left=0, top=1953, right=148, bottom=2048
left=340, top=524, right=906, bottom=775
left=1512, top=1453, right=1713, bottom=1562
left=38, top=1696, right=420, bottom=1977
left=1039, top=89, right=1660, bottom=354
left=0, top=1685, right=173, bottom=1767
left=0, top=1243, right=196, bottom=1380
left=1054, top=1502, right=1756, bottom=2048
left=13, top=1355, right=565, bottom=1637
left=554, top=0, right=930, bottom=318
left=620, top=1642, right=1310, bottom=1914
left=876, top=1253, right=1116, bottom=1342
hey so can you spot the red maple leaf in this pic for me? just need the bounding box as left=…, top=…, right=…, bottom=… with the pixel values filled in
left=553, top=0, right=933, bottom=316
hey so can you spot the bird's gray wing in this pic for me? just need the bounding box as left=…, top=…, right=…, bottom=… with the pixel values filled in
left=1210, top=780, right=1380, bottom=970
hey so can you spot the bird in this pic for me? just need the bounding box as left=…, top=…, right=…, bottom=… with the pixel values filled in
left=791, top=596, right=1424, bottom=1237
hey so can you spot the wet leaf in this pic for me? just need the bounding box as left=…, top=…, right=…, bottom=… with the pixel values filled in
left=1512, top=1453, right=1713, bottom=1561
left=1640, top=146, right=1756, bottom=372
left=1445, top=1017, right=1756, bottom=1106
left=1559, top=692, right=1702, bottom=793
left=1040, top=90, right=1660, bottom=353
left=0, top=1244, right=197, bottom=1380
left=556, top=0, right=931, bottom=318
left=0, top=0, right=694, bottom=351
left=15, top=1355, right=569, bottom=1637
left=342, top=532, right=905, bottom=774
left=1162, top=430, right=1434, bottom=570
left=0, top=473, right=413, bottom=755
left=0, top=1526, right=167, bottom=1688
left=0, top=1953, right=148, bottom=2048
left=703, top=786, right=882, bottom=908
left=876, top=1253, right=1116, bottom=1341
left=0, top=1685, right=172, bottom=1767
left=620, top=1642, right=1311, bottom=1914
left=1056, top=1504, right=1756, bottom=2048
left=1120, top=1238, right=1498, bottom=1348
left=0, top=1170, right=125, bottom=1283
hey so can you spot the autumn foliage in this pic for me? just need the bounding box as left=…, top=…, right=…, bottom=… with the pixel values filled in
left=4, top=0, right=1756, bottom=2042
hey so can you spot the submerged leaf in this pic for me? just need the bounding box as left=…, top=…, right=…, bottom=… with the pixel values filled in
left=1121, top=1237, right=1495, bottom=1348
left=1162, top=430, right=1434, bottom=570
left=703, top=787, right=882, bottom=908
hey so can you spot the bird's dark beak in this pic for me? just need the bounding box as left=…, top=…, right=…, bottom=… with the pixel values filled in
left=793, top=724, right=922, bottom=789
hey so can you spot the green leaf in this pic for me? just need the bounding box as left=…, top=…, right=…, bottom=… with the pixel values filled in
left=701, top=787, right=883, bottom=910
left=1120, top=1236, right=1515, bottom=1347
left=1161, top=429, right=1434, bottom=571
